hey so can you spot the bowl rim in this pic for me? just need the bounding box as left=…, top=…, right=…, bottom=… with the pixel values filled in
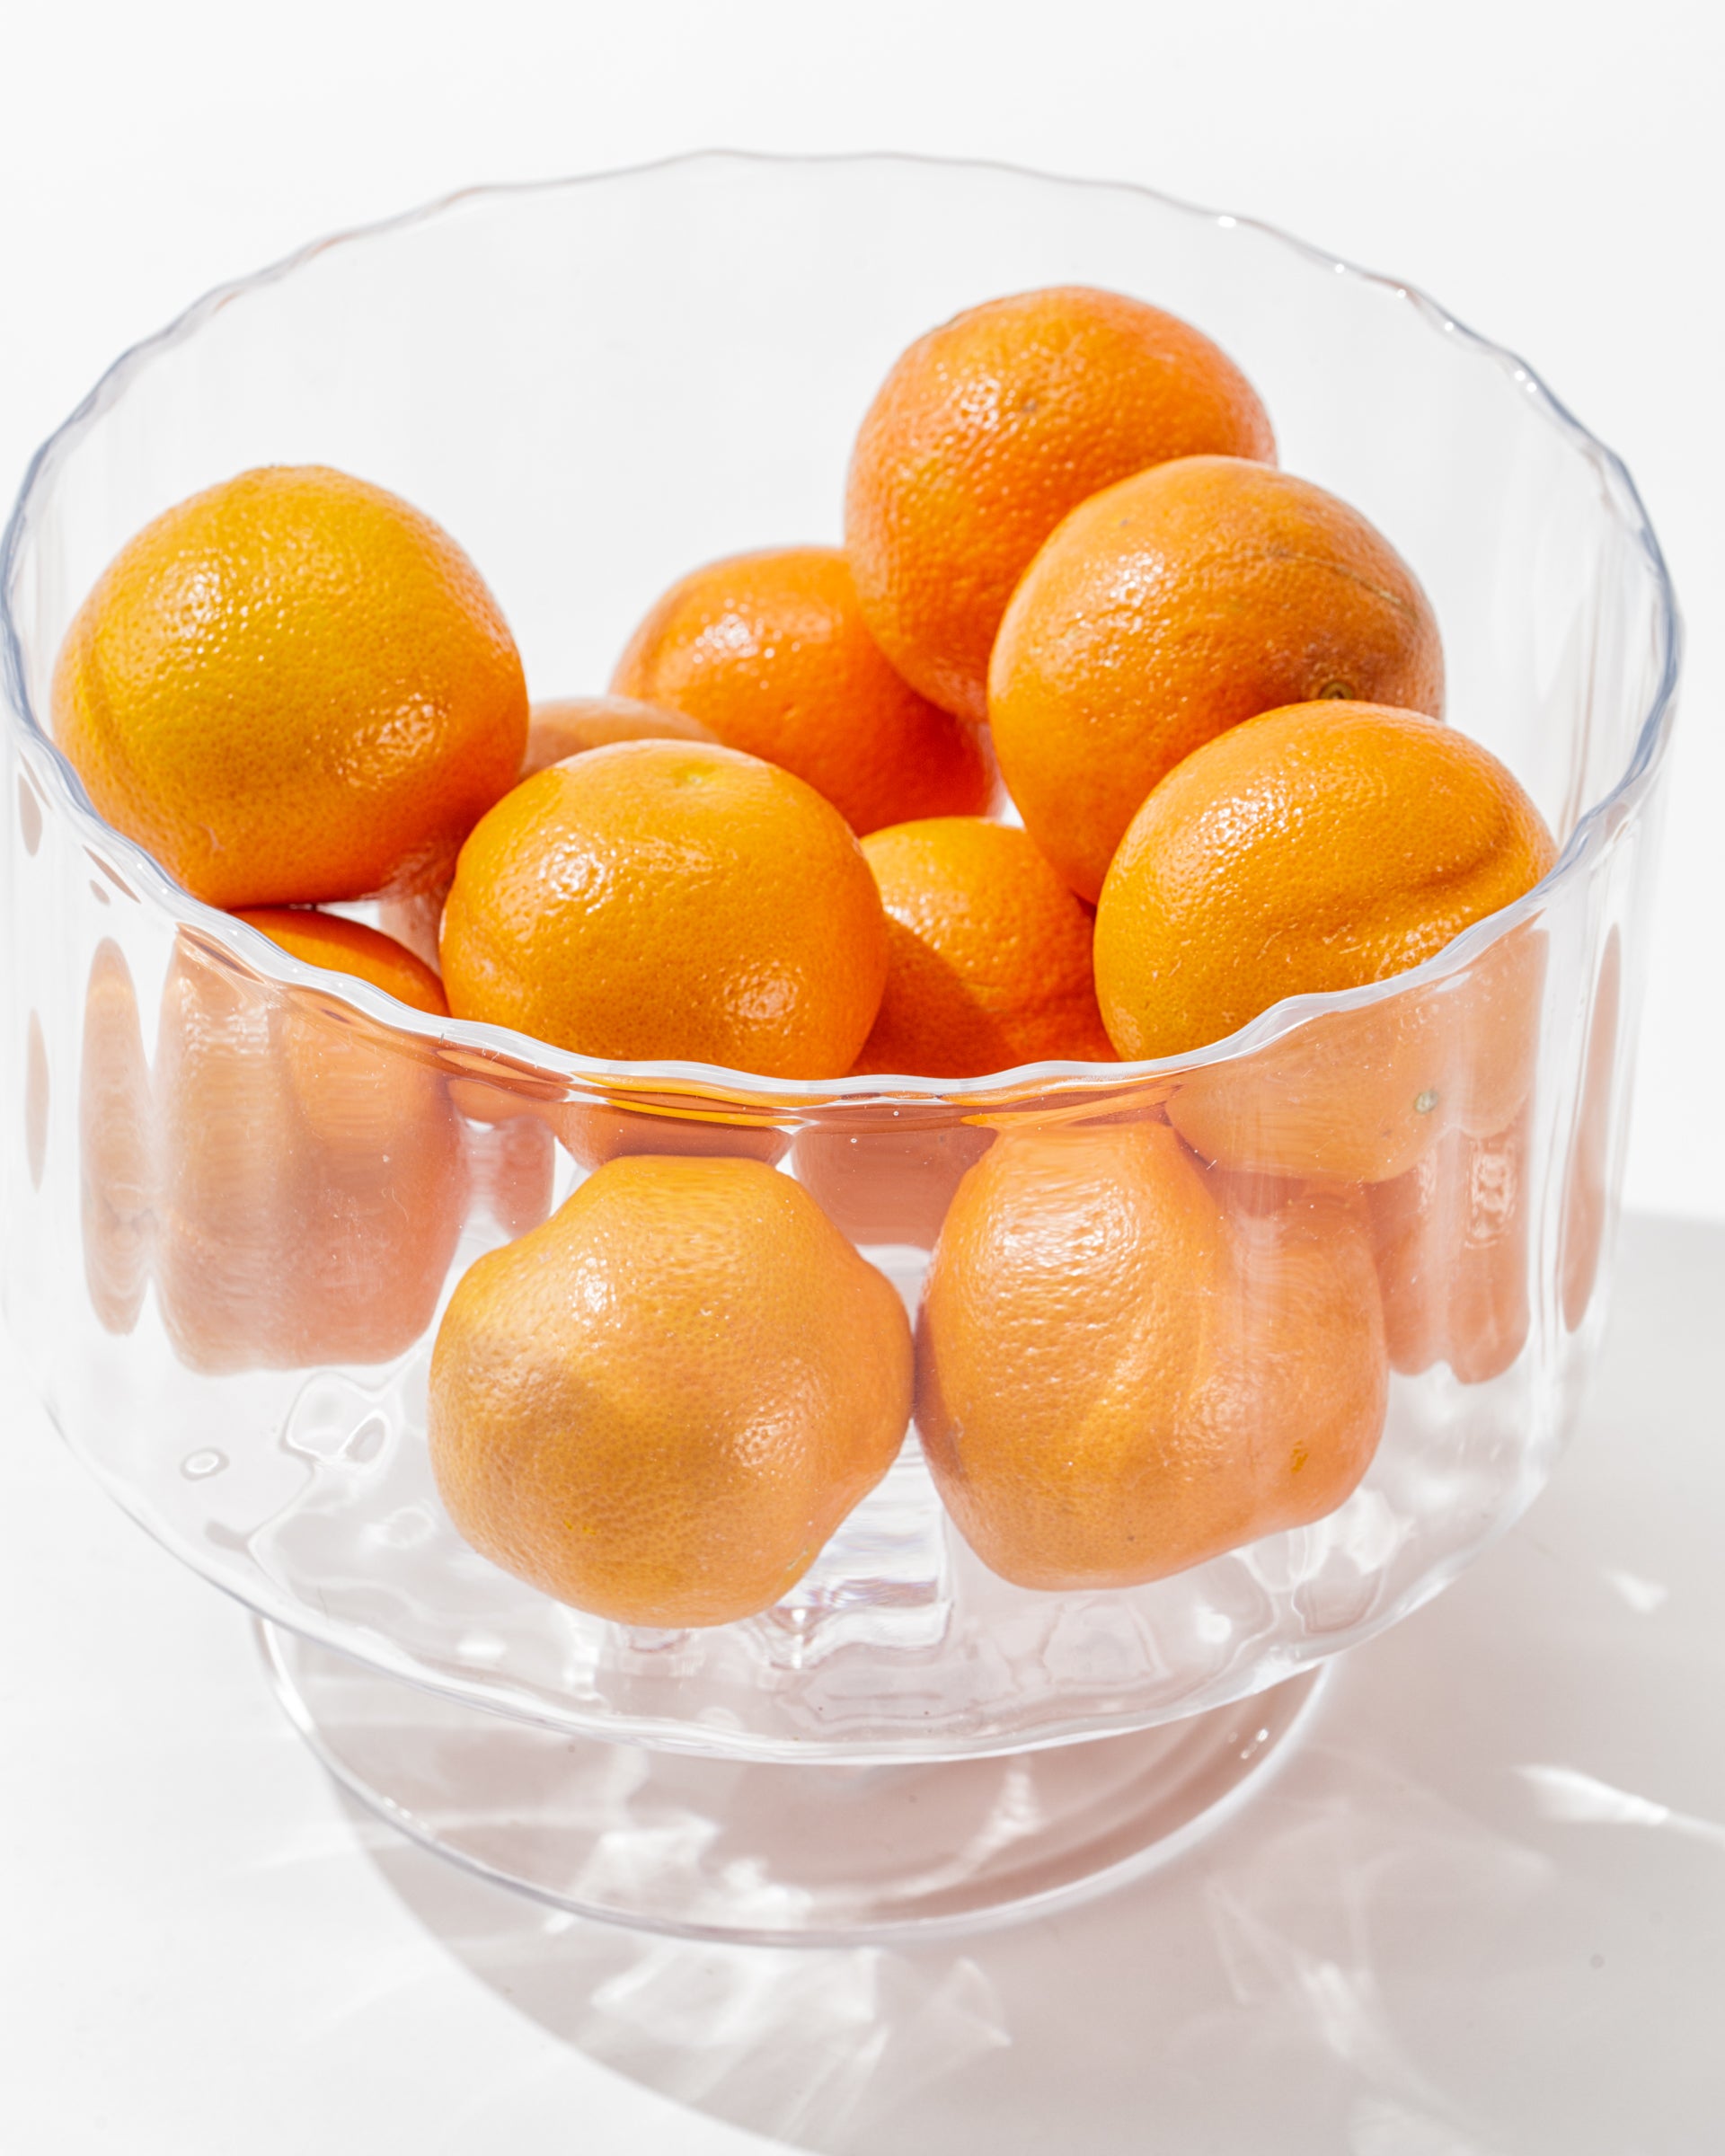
left=0, top=147, right=1684, bottom=1111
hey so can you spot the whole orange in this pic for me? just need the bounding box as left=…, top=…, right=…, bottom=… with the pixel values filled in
left=915, top=1123, right=1386, bottom=1590
left=989, top=457, right=1445, bottom=899
left=439, top=739, right=889, bottom=1078
left=429, top=1154, right=913, bottom=1627
left=611, top=546, right=993, bottom=835
left=845, top=286, right=1275, bottom=725
left=53, top=466, right=527, bottom=908
left=234, top=908, right=448, bottom=1017
left=1095, top=702, right=1554, bottom=1059
left=854, top=817, right=1114, bottom=1077
left=521, top=693, right=716, bottom=776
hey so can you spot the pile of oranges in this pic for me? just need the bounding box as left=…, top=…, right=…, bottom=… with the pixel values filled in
left=58, top=284, right=1556, bottom=1629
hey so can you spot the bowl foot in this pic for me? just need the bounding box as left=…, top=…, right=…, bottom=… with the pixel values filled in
left=259, top=1621, right=1327, bottom=1945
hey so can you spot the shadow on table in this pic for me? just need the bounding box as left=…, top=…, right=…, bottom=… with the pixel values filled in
left=358, top=1217, right=1725, bottom=2156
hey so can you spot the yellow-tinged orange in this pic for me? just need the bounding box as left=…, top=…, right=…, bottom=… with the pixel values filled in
left=612, top=546, right=993, bottom=835
left=916, top=1123, right=1386, bottom=1590
left=52, top=465, right=527, bottom=908
left=429, top=1154, right=913, bottom=1626
left=846, top=286, right=1275, bottom=725
left=854, top=817, right=1115, bottom=1077
left=989, top=458, right=1445, bottom=900
left=234, top=908, right=448, bottom=1017
left=439, top=740, right=889, bottom=1077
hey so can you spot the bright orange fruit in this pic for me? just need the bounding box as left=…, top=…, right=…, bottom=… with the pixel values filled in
left=233, top=908, right=449, bottom=1017
left=429, top=1154, right=913, bottom=1626
left=611, top=546, right=994, bottom=835
left=854, top=817, right=1115, bottom=1077
left=916, top=1123, right=1386, bottom=1590
left=1095, top=702, right=1554, bottom=1058
left=846, top=286, right=1275, bottom=724
left=990, top=458, right=1445, bottom=900
left=439, top=740, right=889, bottom=1078
left=53, top=466, right=527, bottom=908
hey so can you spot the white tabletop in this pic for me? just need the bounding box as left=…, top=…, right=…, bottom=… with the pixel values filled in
left=4, top=1206, right=1721, bottom=2154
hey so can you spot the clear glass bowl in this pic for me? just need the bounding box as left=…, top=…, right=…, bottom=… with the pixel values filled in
left=0, top=155, right=1676, bottom=1929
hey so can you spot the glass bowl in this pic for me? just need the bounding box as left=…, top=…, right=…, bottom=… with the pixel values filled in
left=0, top=153, right=1677, bottom=1940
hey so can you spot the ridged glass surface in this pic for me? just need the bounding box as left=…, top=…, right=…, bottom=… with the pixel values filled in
left=0, top=155, right=1677, bottom=1762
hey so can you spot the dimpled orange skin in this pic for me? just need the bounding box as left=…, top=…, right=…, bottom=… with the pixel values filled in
left=52, top=466, right=528, bottom=909
left=429, top=1155, right=914, bottom=1627
left=854, top=818, right=1116, bottom=1078
left=234, top=908, right=449, bottom=1017
left=915, top=1124, right=1386, bottom=1591
left=440, top=740, right=889, bottom=1079
left=611, top=547, right=994, bottom=835
left=989, top=458, right=1446, bottom=900
left=845, top=286, right=1276, bottom=726
left=1096, top=702, right=1556, bottom=1061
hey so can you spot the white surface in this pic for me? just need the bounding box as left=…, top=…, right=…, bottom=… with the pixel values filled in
left=1, top=0, right=1722, bottom=1217
left=4, top=1210, right=1723, bottom=2153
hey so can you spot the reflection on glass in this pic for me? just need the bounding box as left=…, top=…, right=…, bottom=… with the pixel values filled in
left=78, top=940, right=154, bottom=1334
left=154, top=934, right=468, bottom=1372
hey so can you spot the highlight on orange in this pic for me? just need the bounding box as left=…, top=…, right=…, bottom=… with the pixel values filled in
left=846, top=285, right=1276, bottom=725
left=612, top=545, right=995, bottom=835
left=915, top=1123, right=1387, bottom=1591
left=429, top=1155, right=913, bottom=1627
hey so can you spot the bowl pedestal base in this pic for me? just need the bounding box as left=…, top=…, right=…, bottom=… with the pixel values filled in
left=259, top=1622, right=1327, bottom=1944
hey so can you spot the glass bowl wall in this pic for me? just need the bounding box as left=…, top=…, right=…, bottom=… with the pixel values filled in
left=0, top=155, right=1676, bottom=1762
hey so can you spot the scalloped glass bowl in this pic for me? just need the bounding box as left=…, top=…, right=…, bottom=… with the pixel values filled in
left=1, top=155, right=1676, bottom=1935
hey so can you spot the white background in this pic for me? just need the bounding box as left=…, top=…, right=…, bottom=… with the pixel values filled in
left=3, top=0, right=1723, bottom=1216
left=4, top=8, right=1724, bottom=2152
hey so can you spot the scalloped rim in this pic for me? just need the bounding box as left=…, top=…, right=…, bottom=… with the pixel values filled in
left=0, top=148, right=1682, bottom=1111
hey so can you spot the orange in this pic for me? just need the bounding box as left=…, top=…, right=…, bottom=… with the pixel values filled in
left=234, top=908, right=449, bottom=1017
left=846, top=286, right=1275, bottom=725
left=1096, top=702, right=1555, bottom=1057
left=440, top=739, right=888, bottom=1078
left=792, top=1118, right=995, bottom=1250
left=154, top=932, right=467, bottom=1372
left=854, top=817, right=1115, bottom=1077
left=376, top=695, right=719, bottom=966
left=556, top=1099, right=790, bottom=1171
left=429, top=1154, right=913, bottom=1626
left=989, top=458, right=1445, bottom=900
left=1365, top=1109, right=1531, bottom=1384
left=611, top=546, right=994, bottom=835
left=1163, top=929, right=1548, bottom=1188
left=916, top=1123, right=1386, bottom=1590
left=521, top=693, right=717, bottom=776
left=52, top=465, right=527, bottom=909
